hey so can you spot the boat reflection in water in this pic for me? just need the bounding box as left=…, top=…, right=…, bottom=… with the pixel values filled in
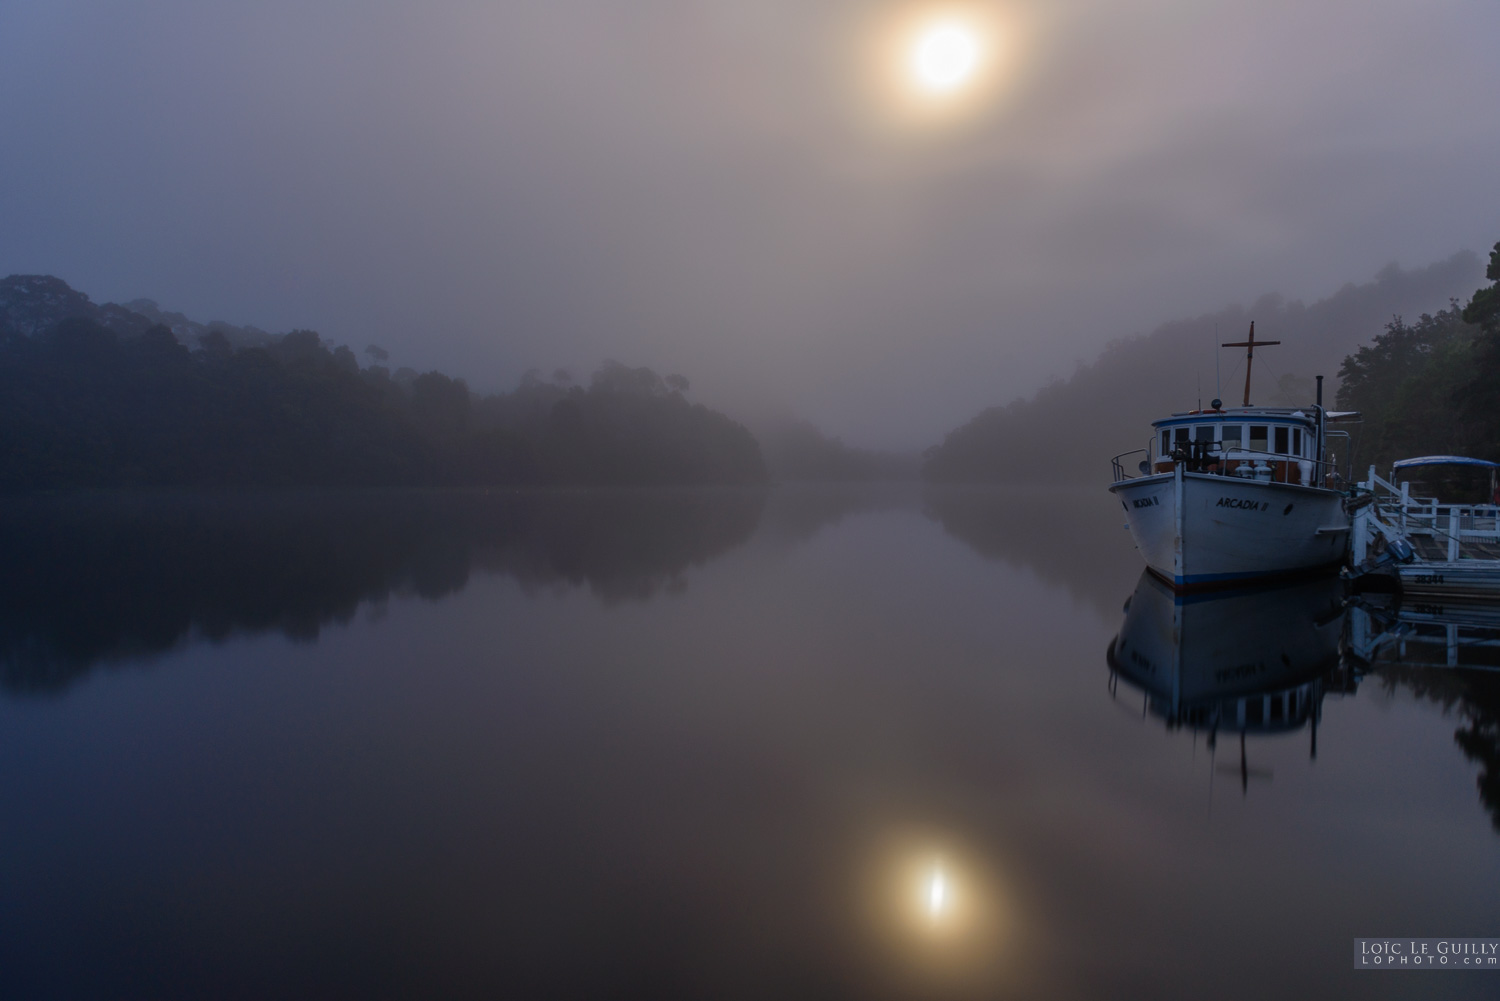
left=1110, top=570, right=1500, bottom=827
left=1107, top=570, right=1353, bottom=790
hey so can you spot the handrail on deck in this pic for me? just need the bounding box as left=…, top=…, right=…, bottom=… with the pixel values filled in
left=1111, top=448, right=1148, bottom=481
left=1142, top=445, right=1341, bottom=485
left=1113, top=441, right=1351, bottom=486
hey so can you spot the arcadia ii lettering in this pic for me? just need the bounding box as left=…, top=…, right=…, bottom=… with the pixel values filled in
left=1216, top=497, right=1265, bottom=511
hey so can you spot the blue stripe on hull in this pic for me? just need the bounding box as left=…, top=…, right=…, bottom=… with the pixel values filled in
left=1149, top=562, right=1344, bottom=593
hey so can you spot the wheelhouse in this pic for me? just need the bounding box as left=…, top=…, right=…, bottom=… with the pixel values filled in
left=1143, top=408, right=1336, bottom=486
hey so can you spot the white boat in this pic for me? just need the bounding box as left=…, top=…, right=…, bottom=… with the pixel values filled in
left=1107, top=328, right=1356, bottom=588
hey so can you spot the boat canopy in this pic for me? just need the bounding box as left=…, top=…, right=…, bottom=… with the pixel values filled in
left=1155, top=410, right=1314, bottom=428
left=1392, top=455, right=1500, bottom=472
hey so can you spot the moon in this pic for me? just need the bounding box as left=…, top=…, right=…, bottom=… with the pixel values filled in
left=911, top=23, right=980, bottom=93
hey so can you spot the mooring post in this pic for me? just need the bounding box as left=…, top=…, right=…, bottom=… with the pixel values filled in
left=1351, top=505, right=1367, bottom=565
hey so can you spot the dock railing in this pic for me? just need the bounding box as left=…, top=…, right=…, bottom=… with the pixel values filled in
left=1353, top=466, right=1500, bottom=565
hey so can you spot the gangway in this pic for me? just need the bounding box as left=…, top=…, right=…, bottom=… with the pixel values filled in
left=1351, top=457, right=1500, bottom=599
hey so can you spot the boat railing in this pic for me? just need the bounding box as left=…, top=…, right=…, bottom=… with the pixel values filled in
left=1219, top=446, right=1343, bottom=483
left=1113, top=441, right=1348, bottom=486
left=1111, top=448, right=1149, bottom=481
left=1174, top=445, right=1339, bottom=485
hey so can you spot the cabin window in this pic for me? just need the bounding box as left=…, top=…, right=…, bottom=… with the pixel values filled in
left=1274, top=427, right=1289, bottom=454
left=1292, top=428, right=1302, bottom=455
left=1194, top=425, right=1214, bottom=443
left=1249, top=425, right=1269, bottom=453
left=1174, top=427, right=1190, bottom=448
left=1222, top=425, right=1243, bottom=451
left=1161, top=430, right=1169, bottom=456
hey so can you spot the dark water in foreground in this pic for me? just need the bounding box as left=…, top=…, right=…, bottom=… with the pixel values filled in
left=1, top=486, right=1496, bottom=1000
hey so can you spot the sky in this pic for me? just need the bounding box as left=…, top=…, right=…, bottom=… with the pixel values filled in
left=2, top=0, right=1497, bottom=448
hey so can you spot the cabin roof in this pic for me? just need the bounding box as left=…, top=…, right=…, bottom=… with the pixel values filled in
left=1166, top=406, right=1311, bottom=417
left=1155, top=408, right=1314, bottom=427
left=1154, top=407, right=1361, bottom=428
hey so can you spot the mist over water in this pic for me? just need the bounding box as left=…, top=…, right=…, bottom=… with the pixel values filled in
left=3, top=2, right=1499, bottom=996
left=2, top=2, right=1497, bottom=446
left=1, top=487, right=1495, bottom=999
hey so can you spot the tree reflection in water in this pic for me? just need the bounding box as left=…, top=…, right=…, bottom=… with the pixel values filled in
left=0, top=488, right=766, bottom=695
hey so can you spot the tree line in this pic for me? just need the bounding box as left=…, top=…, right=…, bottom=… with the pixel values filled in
left=1334, top=241, right=1500, bottom=475
left=920, top=249, right=1495, bottom=483
left=8, top=247, right=1495, bottom=491
left=0, top=317, right=768, bottom=489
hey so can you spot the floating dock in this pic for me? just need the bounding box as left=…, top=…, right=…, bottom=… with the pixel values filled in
left=1350, top=464, right=1500, bottom=599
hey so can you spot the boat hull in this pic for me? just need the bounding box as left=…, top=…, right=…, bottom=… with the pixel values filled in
left=1109, top=467, right=1349, bottom=588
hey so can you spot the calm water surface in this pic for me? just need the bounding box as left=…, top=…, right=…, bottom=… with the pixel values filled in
left=1, top=486, right=1496, bottom=999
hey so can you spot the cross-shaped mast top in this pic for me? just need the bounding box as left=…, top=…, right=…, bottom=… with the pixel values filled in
left=1221, top=321, right=1281, bottom=407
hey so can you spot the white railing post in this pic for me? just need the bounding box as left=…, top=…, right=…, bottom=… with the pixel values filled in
left=1351, top=506, right=1368, bottom=565
left=1348, top=605, right=1370, bottom=661
left=1449, top=508, right=1460, bottom=561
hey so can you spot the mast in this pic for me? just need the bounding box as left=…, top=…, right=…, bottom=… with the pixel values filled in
left=1221, top=322, right=1281, bottom=407
left=1315, top=375, right=1325, bottom=477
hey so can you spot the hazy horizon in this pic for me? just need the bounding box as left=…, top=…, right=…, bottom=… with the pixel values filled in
left=3, top=1, right=1497, bottom=449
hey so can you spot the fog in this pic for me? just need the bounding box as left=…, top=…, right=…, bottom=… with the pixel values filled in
left=2, top=1, right=1496, bottom=448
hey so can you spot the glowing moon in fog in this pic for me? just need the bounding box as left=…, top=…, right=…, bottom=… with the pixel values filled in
left=912, top=24, right=980, bottom=93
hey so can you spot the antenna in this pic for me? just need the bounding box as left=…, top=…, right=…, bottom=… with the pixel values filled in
left=1215, top=324, right=1221, bottom=405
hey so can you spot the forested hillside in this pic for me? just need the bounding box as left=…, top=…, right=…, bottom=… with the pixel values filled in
left=0, top=278, right=766, bottom=489
left=924, top=252, right=1483, bottom=483
left=1336, top=241, right=1500, bottom=475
